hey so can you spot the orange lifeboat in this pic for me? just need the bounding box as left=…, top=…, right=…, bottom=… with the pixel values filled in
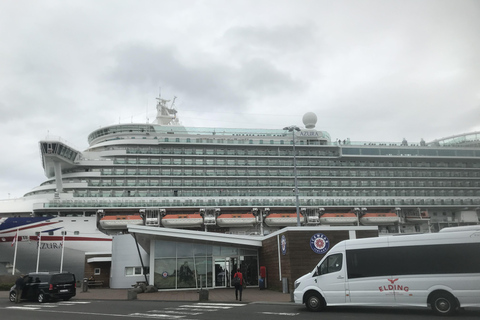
left=320, top=213, right=357, bottom=225
left=216, top=213, right=256, bottom=227
left=264, top=213, right=303, bottom=227
left=99, top=215, right=143, bottom=229
left=161, top=213, right=203, bottom=228
left=360, top=213, right=399, bottom=225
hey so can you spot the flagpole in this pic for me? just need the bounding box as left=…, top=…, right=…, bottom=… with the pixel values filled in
left=36, top=233, right=41, bottom=273
left=12, top=228, right=19, bottom=275
left=60, top=232, right=65, bottom=273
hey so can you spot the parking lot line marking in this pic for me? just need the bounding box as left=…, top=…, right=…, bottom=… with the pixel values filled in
left=196, top=303, right=246, bottom=307
left=129, top=313, right=185, bottom=318
left=7, top=306, right=41, bottom=310
left=172, top=307, right=219, bottom=312
left=160, top=310, right=203, bottom=315
left=260, top=312, right=299, bottom=316
left=179, top=304, right=230, bottom=309
left=24, top=304, right=58, bottom=308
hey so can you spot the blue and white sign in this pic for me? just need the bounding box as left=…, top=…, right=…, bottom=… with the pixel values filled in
left=162, top=271, right=169, bottom=278
left=281, top=235, right=287, bottom=255
left=310, top=233, right=330, bottom=254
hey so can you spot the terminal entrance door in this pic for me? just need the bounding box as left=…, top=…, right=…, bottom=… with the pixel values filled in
left=214, top=258, right=231, bottom=288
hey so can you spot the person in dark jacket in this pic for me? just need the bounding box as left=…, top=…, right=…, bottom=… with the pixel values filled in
left=14, top=275, right=27, bottom=303
left=233, top=269, right=243, bottom=301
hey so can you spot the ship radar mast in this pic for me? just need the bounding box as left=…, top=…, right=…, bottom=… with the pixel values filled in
left=154, top=94, right=180, bottom=125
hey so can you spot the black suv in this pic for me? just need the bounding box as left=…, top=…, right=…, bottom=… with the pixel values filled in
left=9, top=272, right=76, bottom=303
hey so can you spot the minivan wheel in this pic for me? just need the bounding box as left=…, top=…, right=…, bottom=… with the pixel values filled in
left=37, top=292, right=46, bottom=303
left=9, top=291, right=16, bottom=303
left=305, top=293, right=324, bottom=312
left=431, top=292, right=457, bottom=316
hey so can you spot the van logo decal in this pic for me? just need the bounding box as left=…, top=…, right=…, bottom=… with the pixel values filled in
left=379, top=278, right=409, bottom=293
left=310, top=233, right=330, bottom=254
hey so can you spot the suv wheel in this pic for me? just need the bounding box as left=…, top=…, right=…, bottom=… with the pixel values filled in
left=9, top=291, right=16, bottom=303
left=37, top=292, right=46, bottom=303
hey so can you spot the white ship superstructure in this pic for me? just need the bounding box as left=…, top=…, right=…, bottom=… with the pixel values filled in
left=2, top=95, right=480, bottom=241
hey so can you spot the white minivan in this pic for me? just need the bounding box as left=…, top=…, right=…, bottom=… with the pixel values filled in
left=293, top=227, right=480, bottom=316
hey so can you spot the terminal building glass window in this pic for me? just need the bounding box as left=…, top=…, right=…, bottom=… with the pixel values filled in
left=154, top=240, right=258, bottom=290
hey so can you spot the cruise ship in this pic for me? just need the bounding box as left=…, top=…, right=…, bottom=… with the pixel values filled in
left=1, top=95, right=480, bottom=277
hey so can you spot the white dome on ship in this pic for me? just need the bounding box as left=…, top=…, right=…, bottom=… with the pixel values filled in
left=302, top=112, right=317, bottom=129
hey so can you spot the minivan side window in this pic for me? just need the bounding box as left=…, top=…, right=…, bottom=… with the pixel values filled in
left=318, top=253, right=343, bottom=275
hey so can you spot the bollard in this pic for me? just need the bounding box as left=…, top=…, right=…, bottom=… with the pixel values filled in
left=82, top=278, right=88, bottom=292
left=127, top=290, right=138, bottom=300
left=199, top=289, right=209, bottom=301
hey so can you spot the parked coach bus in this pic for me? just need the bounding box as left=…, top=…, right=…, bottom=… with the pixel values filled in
left=293, top=226, right=480, bottom=316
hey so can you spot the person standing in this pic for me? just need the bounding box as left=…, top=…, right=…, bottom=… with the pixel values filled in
left=233, top=269, right=243, bottom=301
left=14, top=274, right=26, bottom=304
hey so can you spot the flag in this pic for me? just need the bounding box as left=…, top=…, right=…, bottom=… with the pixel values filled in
left=11, top=231, right=18, bottom=247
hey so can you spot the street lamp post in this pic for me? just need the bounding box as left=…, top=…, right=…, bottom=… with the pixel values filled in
left=284, top=125, right=301, bottom=226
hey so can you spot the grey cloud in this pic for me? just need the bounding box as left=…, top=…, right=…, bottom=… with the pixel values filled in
left=222, top=24, right=317, bottom=54
left=107, top=43, right=305, bottom=111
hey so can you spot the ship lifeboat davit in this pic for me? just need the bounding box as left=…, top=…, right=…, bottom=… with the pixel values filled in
left=405, top=211, right=430, bottom=223
left=264, top=213, right=303, bottom=227
left=99, top=215, right=144, bottom=229
left=216, top=213, right=256, bottom=227
left=360, top=213, right=399, bottom=225
left=161, top=213, right=203, bottom=228
left=320, top=213, right=357, bottom=225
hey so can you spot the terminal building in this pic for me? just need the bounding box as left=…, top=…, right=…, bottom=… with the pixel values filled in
left=108, top=225, right=378, bottom=292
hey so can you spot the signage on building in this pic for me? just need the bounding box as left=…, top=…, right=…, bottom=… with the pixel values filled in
left=310, top=233, right=330, bottom=254
left=281, top=235, right=287, bottom=255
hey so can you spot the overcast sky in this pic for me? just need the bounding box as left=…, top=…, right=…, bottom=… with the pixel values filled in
left=1, top=0, right=479, bottom=199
